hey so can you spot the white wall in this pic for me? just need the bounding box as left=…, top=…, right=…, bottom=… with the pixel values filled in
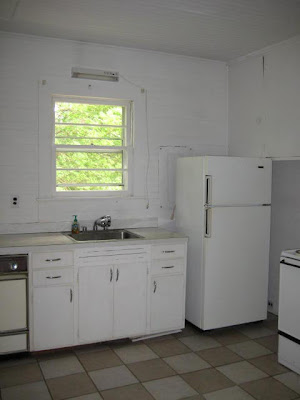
left=228, top=35, right=300, bottom=314
left=0, top=33, right=228, bottom=233
left=269, top=161, right=300, bottom=314
left=228, top=35, right=300, bottom=158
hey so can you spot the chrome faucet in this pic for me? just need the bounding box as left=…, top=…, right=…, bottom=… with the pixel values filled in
left=93, top=215, right=111, bottom=230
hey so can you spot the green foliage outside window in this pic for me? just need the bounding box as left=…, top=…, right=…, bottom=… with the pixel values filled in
left=54, top=101, right=128, bottom=192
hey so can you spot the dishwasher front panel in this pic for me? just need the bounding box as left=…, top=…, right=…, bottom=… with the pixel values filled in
left=0, top=278, right=27, bottom=332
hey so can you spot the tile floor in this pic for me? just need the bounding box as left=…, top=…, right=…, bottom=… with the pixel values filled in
left=1, top=314, right=300, bottom=400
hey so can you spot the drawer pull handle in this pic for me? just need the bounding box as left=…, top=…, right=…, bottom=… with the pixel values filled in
left=45, top=258, right=61, bottom=262
left=162, top=266, right=175, bottom=269
left=70, top=289, right=73, bottom=302
left=153, top=280, right=157, bottom=293
left=46, top=275, right=62, bottom=279
left=110, top=268, right=113, bottom=282
left=116, top=268, right=119, bottom=282
left=162, top=250, right=175, bottom=253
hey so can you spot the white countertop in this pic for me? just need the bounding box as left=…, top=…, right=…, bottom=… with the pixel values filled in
left=0, top=228, right=187, bottom=250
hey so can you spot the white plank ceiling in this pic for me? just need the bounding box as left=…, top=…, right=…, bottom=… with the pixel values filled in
left=1, top=0, right=300, bottom=60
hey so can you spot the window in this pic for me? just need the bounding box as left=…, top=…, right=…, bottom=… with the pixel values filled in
left=53, top=97, right=132, bottom=194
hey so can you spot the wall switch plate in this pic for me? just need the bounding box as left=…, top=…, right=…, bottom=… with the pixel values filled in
left=10, top=195, right=19, bottom=208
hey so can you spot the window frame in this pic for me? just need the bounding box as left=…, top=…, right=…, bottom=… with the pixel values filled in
left=52, top=95, right=133, bottom=197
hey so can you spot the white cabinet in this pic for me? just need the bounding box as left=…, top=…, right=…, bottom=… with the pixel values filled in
left=31, top=250, right=74, bottom=351
left=76, top=246, right=149, bottom=344
left=33, top=286, right=74, bottom=350
left=29, top=240, right=187, bottom=352
left=78, top=266, right=113, bottom=343
left=149, top=244, right=186, bottom=334
left=150, top=275, right=184, bottom=333
left=113, top=263, right=147, bottom=338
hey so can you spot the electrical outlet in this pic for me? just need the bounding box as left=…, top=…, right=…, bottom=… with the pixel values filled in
left=268, top=300, right=273, bottom=307
left=10, top=195, right=19, bottom=208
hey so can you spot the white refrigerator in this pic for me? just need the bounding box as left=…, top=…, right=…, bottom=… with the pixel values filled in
left=176, top=156, right=272, bottom=330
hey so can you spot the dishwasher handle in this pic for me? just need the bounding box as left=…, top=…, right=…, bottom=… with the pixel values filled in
left=0, top=273, right=28, bottom=281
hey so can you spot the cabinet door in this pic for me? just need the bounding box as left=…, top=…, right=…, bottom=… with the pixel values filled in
left=113, top=263, right=147, bottom=338
left=78, top=266, right=113, bottom=343
left=33, top=286, right=74, bottom=351
left=150, top=275, right=184, bottom=333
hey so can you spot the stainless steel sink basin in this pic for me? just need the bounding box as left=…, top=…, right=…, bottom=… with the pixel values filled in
left=67, top=229, right=143, bottom=242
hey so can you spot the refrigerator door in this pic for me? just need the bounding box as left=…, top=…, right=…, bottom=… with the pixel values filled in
left=205, top=157, right=271, bottom=205
left=202, top=205, right=270, bottom=330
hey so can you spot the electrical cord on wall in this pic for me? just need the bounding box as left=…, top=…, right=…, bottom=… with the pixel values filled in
left=119, top=74, right=150, bottom=209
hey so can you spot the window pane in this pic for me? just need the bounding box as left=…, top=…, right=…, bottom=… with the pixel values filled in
left=55, top=102, right=124, bottom=125
left=56, top=170, right=123, bottom=185
left=55, top=125, right=123, bottom=146
left=56, top=152, right=123, bottom=169
left=57, top=186, right=122, bottom=192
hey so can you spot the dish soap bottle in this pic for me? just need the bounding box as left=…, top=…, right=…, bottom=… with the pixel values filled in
left=71, top=215, right=80, bottom=234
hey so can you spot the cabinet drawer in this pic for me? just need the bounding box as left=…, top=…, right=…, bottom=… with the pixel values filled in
left=151, top=244, right=185, bottom=260
left=32, top=251, right=73, bottom=268
left=151, top=259, right=183, bottom=275
left=33, top=268, right=73, bottom=286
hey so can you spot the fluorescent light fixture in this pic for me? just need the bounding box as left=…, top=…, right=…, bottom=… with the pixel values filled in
left=71, top=67, right=119, bottom=82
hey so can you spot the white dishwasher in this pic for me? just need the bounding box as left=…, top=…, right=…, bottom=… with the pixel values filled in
left=278, top=249, right=300, bottom=373
left=0, top=255, right=28, bottom=354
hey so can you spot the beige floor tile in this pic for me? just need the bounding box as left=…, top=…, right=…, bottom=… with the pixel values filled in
left=143, top=375, right=197, bottom=400
left=238, top=325, right=274, bottom=339
left=101, top=383, right=154, bottom=400
left=174, top=323, right=200, bottom=338
left=197, top=346, right=242, bottom=367
left=78, top=349, right=123, bottom=371
left=216, top=360, right=268, bottom=384
left=1, top=381, right=51, bottom=400
left=179, top=335, right=221, bottom=352
left=163, top=352, right=210, bottom=374
left=241, top=377, right=298, bottom=400
left=36, top=349, right=75, bottom=361
left=47, top=372, right=96, bottom=400
left=67, top=394, right=103, bottom=400
left=255, top=335, right=278, bottom=353
left=113, top=344, right=158, bottom=364
left=143, top=334, right=175, bottom=343
left=181, top=368, right=234, bottom=394
left=74, top=343, right=110, bottom=355
left=227, top=340, right=272, bottom=359
left=147, top=338, right=190, bottom=357
left=203, top=385, right=255, bottom=400
left=39, top=355, right=84, bottom=379
left=275, top=372, right=300, bottom=394
left=249, top=353, right=289, bottom=375
left=0, top=363, right=43, bottom=388
left=127, top=358, right=176, bottom=382
left=211, top=330, right=249, bottom=346
left=89, top=365, right=138, bottom=391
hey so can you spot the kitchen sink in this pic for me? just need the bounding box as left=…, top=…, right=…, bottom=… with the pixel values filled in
left=66, top=229, right=143, bottom=242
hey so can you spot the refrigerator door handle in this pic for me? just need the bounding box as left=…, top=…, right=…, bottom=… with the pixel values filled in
left=205, top=175, right=212, bottom=205
left=204, top=207, right=212, bottom=238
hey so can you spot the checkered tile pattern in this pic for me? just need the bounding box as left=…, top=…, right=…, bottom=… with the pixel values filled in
left=1, top=314, right=299, bottom=400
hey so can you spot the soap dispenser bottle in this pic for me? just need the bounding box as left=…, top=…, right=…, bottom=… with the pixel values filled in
left=71, top=215, right=80, bottom=234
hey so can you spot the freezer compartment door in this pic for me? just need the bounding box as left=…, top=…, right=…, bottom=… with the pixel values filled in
left=202, top=206, right=270, bottom=330
left=205, top=156, right=272, bottom=205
